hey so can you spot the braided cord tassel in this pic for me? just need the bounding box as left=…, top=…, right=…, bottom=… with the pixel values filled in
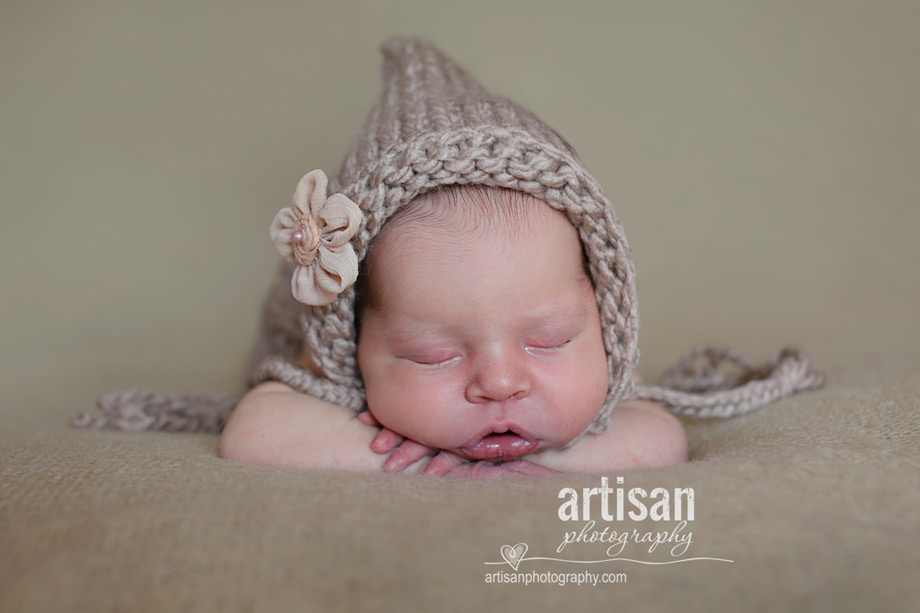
left=633, top=346, right=825, bottom=418
left=71, top=389, right=239, bottom=434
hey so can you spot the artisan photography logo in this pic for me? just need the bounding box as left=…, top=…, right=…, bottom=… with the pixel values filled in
left=484, top=476, right=732, bottom=585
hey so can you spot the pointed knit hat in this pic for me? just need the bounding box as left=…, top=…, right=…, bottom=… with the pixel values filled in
left=75, top=37, right=824, bottom=435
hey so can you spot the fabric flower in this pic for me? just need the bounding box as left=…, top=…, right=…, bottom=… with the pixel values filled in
left=270, top=169, right=362, bottom=306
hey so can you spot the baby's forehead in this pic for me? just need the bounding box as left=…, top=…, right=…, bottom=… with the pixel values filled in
left=360, top=184, right=593, bottom=306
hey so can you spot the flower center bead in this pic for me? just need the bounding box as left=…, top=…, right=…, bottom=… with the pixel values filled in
left=292, top=214, right=322, bottom=266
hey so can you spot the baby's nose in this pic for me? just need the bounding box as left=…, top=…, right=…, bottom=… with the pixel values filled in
left=465, top=350, right=531, bottom=404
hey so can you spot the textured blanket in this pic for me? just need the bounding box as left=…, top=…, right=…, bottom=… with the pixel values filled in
left=2, top=1, right=918, bottom=610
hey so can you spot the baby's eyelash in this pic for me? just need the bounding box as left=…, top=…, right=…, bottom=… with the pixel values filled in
left=408, top=355, right=460, bottom=367
left=527, top=338, right=573, bottom=352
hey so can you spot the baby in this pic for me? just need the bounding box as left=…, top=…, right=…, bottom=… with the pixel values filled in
left=210, top=37, right=822, bottom=477
left=219, top=184, right=688, bottom=476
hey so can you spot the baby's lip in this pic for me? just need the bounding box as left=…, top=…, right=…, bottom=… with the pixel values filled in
left=457, top=426, right=538, bottom=461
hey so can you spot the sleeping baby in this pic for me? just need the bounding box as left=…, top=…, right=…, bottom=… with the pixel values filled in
left=219, top=181, right=687, bottom=476
left=215, top=37, right=824, bottom=477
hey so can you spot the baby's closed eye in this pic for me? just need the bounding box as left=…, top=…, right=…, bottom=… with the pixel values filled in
left=398, top=349, right=463, bottom=367
left=524, top=337, right=573, bottom=353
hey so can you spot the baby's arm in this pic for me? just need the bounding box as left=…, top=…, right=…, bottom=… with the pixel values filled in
left=530, top=399, right=688, bottom=474
left=219, top=382, right=404, bottom=472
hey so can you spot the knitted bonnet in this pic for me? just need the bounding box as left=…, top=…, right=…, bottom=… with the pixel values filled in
left=74, top=37, right=824, bottom=435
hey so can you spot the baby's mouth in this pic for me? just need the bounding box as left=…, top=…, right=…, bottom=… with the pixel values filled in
left=458, top=428, right=538, bottom=461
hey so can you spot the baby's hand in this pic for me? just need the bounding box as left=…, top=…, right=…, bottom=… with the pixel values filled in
left=357, top=411, right=439, bottom=472
left=357, top=411, right=563, bottom=477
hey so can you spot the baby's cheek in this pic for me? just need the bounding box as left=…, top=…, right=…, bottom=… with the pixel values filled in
left=542, top=354, right=609, bottom=436
left=364, top=381, right=412, bottom=432
left=365, top=375, right=453, bottom=444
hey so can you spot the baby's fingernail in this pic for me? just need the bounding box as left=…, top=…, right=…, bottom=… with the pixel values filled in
left=382, top=456, right=402, bottom=472
left=371, top=432, right=392, bottom=451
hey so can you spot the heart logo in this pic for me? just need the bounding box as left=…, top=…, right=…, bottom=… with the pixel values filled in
left=500, top=543, right=528, bottom=570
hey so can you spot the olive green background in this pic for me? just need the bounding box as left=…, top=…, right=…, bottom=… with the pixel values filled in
left=2, top=1, right=918, bottom=611
left=3, top=0, right=918, bottom=413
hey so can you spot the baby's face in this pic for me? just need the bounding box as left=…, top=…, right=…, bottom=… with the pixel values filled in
left=356, top=190, right=609, bottom=461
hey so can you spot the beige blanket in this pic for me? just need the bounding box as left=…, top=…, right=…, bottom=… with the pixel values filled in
left=2, top=1, right=918, bottom=610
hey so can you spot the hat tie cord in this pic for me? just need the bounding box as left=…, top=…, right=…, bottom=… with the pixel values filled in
left=631, top=346, right=825, bottom=418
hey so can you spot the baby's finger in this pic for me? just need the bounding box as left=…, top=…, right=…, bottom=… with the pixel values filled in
left=383, top=440, right=438, bottom=472
left=370, top=428, right=405, bottom=454
left=357, top=411, right=380, bottom=426
left=421, top=452, right=464, bottom=476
